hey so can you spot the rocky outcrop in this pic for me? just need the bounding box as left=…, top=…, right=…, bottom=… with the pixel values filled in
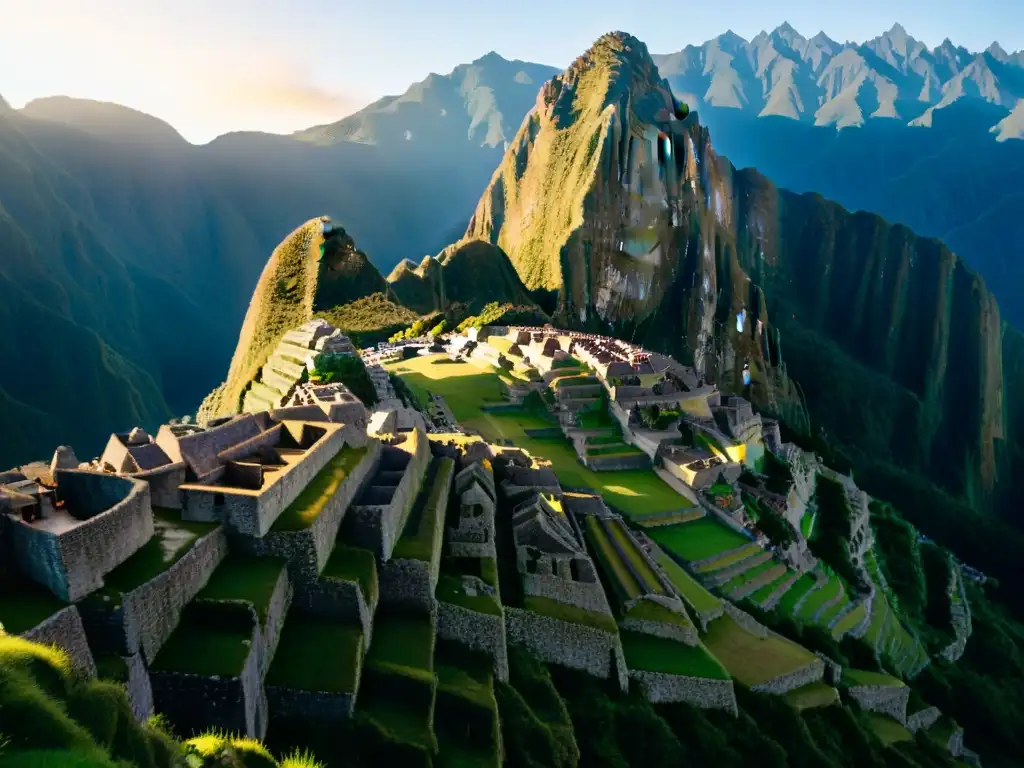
left=466, top=30, right=1024, bottom=515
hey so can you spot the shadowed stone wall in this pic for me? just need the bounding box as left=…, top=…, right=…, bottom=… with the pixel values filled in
left=847, top=684, right=910, bottom=725
left=22, top=605, right=97, bottom=677
left=629, top=670, right=737, bottom=712
left=437, top=600, right=509, bottom=681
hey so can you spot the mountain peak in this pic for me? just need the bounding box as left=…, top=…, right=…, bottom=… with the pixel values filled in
left=986, top=41, right=1009, bottom=61
left=19, top=96, right=185, bottom=146
left=473, top=50, right=506, bottom=65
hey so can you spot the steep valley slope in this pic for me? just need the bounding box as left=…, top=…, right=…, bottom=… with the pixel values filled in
left=464, top=31, right=1024, bottom=522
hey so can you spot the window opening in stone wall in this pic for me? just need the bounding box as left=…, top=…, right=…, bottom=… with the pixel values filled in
left=214, top=493, right=225, bottom=507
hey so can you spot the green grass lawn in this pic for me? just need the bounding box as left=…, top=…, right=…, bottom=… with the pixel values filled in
left=0, top=577, right=69, bottom=634
left=649, top=518, right=751, bottom=563
left=196, top=555, right=286, bottom=623
left=777, top=573, right=817, bottom=616
left=621, top=631, right=729, bottom=679
left=864, top=713, right=913, bottom=746
left=523, top=595, right=618, bottom=634
left=649, top=545, right=722, bottom=616
left=701, top=615, right=817, bottom=687
left=843, top=668, right=905, bottom=688
left=392, top=458, right=454, bottom=562
left=366, top=614, right=436, bottom=683
left=322, top=544, right=378, bottom=603
left=796, top=572, right=842, bottom=621
left=151, top=603, right=254, bottom=677
left=265, top=614, right=363, bottom=693
left=272, top=444, right=370, bottom=531
left=96, top=508, right=217, bottom=600
left=625, top=599, right=695, bottom=631
left=436, top=573, right=502, bottom=616
left=785, top=681, right=839, bottom=710
left=388, top=354, right=690, bottom=516
left=585, top=443, right=645, bottom=458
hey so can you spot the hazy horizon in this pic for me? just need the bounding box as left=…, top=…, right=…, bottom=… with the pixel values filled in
left=2, top=0, right=1021, bottom=144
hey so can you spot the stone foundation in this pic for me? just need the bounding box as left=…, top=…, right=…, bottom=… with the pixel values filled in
left=629, top=670, right=737, bottom=713
left=751, top=659, right=825, bottom=695
left=506, top=608, right=627, bottom=691
left=123, top=651, right=154, bottom=721
left=620, top=616, right=698, bottom=646
left=847, top=684, right=909, bottom=725
left=907, top=706, right=941, bottom=733
left=294, top=577, right=376, bottom=646
left=22, top=605, right=97, bottom=677
left=379, top=558, right=436, bottom=617
left=437, top=601, right=509, bottom=682
left=258, top=567, right=293, bottom=678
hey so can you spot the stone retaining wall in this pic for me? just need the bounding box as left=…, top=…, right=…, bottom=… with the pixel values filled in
left=266, top=686, right=358, bottom=721
left=620, top=616, right=698, bottom=646
left=584, top=453, right=652, bottom=472
left=379, top=558, right=436, bottom=617
left=258, top=568, right=293, bottom=678
left=750, top=659, right=825, bottom=695
left=761, top=571, right=800, bottom=610
left=22, top=605, right=97, bottom=677
left=704, top=551, right=773, bottom=588
left=236, top=439, right=381, bottom=584
left=521, top=574, right=611, bottom=615
left=294, top=577, right=376, bottom=645
left=629, top=670, right=737, bottom=713
left=847, top=684, right=909, bottom=725
left=150, top=606, right=268, bottom=739
left=506, top=608, right=627, bottom=691
left=123, top=651, right=154, bottom=721
left=83, top=526, right=228, bottom=663
left=10, top=473, right=153, bottom=602
left=814, top=652, right=843, bottom=685
left=906, top=706, right=941, bottom=733
left=438, top=601, right=509, bottom=681
left=721, top=601, right=769, bottom=638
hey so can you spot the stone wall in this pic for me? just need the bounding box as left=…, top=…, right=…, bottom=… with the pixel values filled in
left=506, top=608, right=627, bottom=691
left=22, top=605, right=97, bottom=677
left=521, top=573, right=612, bottom=615
left=258, top=567, right=293, bottom=679
left=814, top=652, right=843, bottom=685
left=379, top=558, right=435, bottom=618
left=346, top=428, right=429, bottom=561
left=11, top=473, right=153, bottom=602
left=939, top=565, right=972, bottom=663
left=123, top=651, right=154, bottom=721
left=150, top=605, right=268, bottom=739
left=620, top=615, right=698, bottom=646
left=721, top=601, right=769, bottom=638
left=750, top=659, right=825, bottom=695
left=437, top=601, right=509, bottom=682
left=83, top=526, right=228, bottom=663
left=906, top=706, right=941, bottom=733
left=584, top=454, right=652, bottom=472
left=236, top=439, right=381, bottom=585
left=629, top=670, right=737, bottom=713
left=134, top=465, right=187, bottom=509
left=294, top=576, right=376, bottom=645
left=846, top=684, right=909, bottom=725
left=266, top=686, right=358, bottom=722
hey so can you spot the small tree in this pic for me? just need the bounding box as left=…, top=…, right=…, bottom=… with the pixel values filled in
left=429, top=319, right=448, bottom=338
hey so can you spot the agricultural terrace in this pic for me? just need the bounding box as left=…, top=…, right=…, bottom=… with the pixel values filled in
left=583, top=516, right=669, bottom=606
left=702, top=615, right=817, bottom=687
left=434, top=642, right=502, bottom=765
left=151, top=602, right=255, bottom=677
left=267, top=614, right=363, bottom=693
left=386, top=354, right=691, bottom=517
left=620, top=631, right=729, bottom=679
left=272, top=444, right=370, bottom=531
left=648, top=518, right=752, bottom=564
left=785, top=681, right=840, bottom=711
left=197, top=555, right=287, bottom=624
left=648, top=544, right=722, bottom=617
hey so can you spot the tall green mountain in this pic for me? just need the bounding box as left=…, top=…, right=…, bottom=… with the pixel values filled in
left=465, top=31, right=1024, bottom=522
left=386, top=240, right=534, bottom=314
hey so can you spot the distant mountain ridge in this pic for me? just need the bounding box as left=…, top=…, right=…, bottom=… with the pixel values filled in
left=652, top=23, right=1024, bottom=134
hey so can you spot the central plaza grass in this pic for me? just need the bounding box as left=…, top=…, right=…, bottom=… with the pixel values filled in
left=621, top=631, right=729, bottom=679
left=648, top=518, right=751, bottom=563
left=322, top=544, right=378, bottom=603
left=266, top=615, right=363, bottom=693
left=196, top=555, right=286, bottom=623
left=96, top=508, right=217, bottom=600
left=272, top=444, right=369, bottom=531
left=387, top=354, right=690, bottom=517
left=649, top=545, right=722, bottom=616
left=701, top=615, right=816, bottom=686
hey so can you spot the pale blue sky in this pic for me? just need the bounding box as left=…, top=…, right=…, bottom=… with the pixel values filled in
left=1, top=0, right=1019, bottom=142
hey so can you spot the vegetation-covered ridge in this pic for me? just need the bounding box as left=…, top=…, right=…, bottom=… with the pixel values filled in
left=465, top=28, right=1024, bottom=523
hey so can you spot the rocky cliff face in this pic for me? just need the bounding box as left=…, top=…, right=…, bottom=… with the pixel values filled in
left=466, top=31, right=1023, bottom=515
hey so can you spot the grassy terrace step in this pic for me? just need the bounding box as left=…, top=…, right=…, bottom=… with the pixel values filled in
left=322, top=544, right=378, bottom=604
left=701, top=615, right=817, bottom=688
left=728, top=563, right=788, bottom=600
left=584, top=443, right=645, bottom=457
left=831, top=601, right=868, bottom=639
left=864, top=713, right=914, bottom=746
left=0, top=577, right=68, bottom=634
left=648, top=518, right=752, bottom=564
left=621, top=631, right=729, bottom=679
left=436, top=572, right=502, bottom=616
left=365, top=613, right=436, bottom=684
left=248, top=379, right=284, bottom=404
left=777, top=573, right=817, bottom=616
left=585, top=516, right=668, bottom=602
left=819, top=592, right=852, bottom=625
left=523, top=595, right=617, bottom=633
left=272, top=444, right=370, bottom=531
left=785, top=681, right=840, bottom=710
left=266, top=614, right=363, bottom=693
left=625, top=598, right=695, bottom=631
left=715, top=557, right=775, bottom=593
left=649, top=545, right=722, bottom=616
left=392, top=457, right=455, bottom=562
left=633, top=509, right=704, bottom=528
left=90, top=508, right=218, bottom=604
left=749, top=569, right=796, bottom=606
left=434, top=644, right=501, bottom=767
left=151, top=602, right=254, bottom=677
left=842, top=668, right=905, bottom=688
left=796, top=572, right=842, bottom=621
left=197, top=554, right=286, bottom=624
left=693, top=543, right=764, bottom=574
